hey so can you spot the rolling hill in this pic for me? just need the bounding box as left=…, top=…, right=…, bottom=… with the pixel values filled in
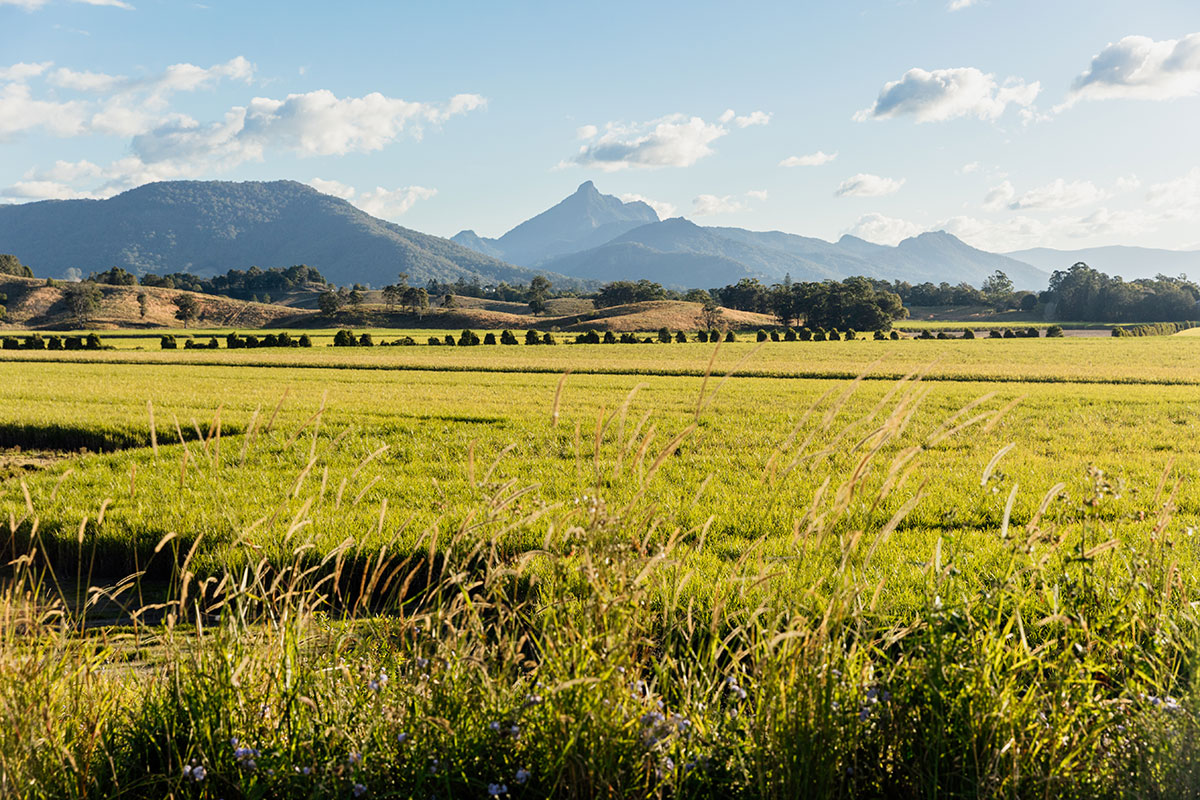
left=0, top=180, right=563, bottom=289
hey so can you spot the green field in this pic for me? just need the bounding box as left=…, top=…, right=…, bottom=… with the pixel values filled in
left=4, top=337, right=1200, bottom=797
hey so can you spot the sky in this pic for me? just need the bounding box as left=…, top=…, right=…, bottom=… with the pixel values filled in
left=3, top=0, right=1200, bottom=253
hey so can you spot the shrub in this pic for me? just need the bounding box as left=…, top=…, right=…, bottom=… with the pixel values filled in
left=1026, top=327, right=1040, bottom=338
left=813, top=330, right=827, bottom=341
left=428, top=337, right=441, bottom=346
left=828, top=329, right=842, bottom=341
left=458, top=330, right=479, bottom=346
left=963, top=328, right=976, bottom=339
left=299, top=334, right=313, bottom=347
left=525, top=329, right=541, bottom=345
left=1047, top=325, right=1064, bottom=338
left=500, top=330, right=519, bottom=345
left=582, top=330, right=601, bottom=344
left=399, top=336, right=416, bottom=346
left=874, top=330, right=886, bottom=340
left=23, top=334, right=45, bottom=350
left=675, top=331, right=687, bottom=343
left=333, top=329, right=357, bottom=347
left=226, top=333, right=244, bottom=349
left=919, top=330, right=935, bottom=340
left=725, top=330, right=735, bottom=342
left=620, top=333, right=638, bottom=344
left=444, top=334, right=456, bottom=346
left=206, top=337, right=219, bottom=349
left=937, top=332, right=950, bottom=340
left=889, top=330, right=900, bottom=340
left=542, top=332, right=555, bottom=345
left=359, top=333, right=375, bottom=347
left=784, top=327, right=797, bottom=342
left=798, top=327, right=813, bottom=341
left=990, top=330, right=1004, bottom=339
left=756, top=329, right=768, bottom=342
left=770, top=331, right=781, bottom=342
left=86, top=333, right=102, bottom=350
left=603, top=331, right=617, bottom=344
left=277, top=332, right=294, bottom=348
left=48, top=335, right=63, bottom=350
left=698, top=330, right=709, bottom=343
left=1, top=336, right=18, bottom=350
left=845, top=330, right=856, bottom=341
left=1003, top=329, right=1016, bottom=339
left=657, top=327, right=672, bottom=344
left=483, top=332, right=497, bottom=345
left=708, top=330, right=719, bottom=342
left=244, top=335, right=260, bottom=348
left=65, top=336, right=84, bottom=350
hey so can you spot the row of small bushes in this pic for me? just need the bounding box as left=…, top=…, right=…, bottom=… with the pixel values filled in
left=161, top=333, right=314, bottom=349
left=2, top=333, right=103, bottom=350
left=756, top=327, right=886, bottom=341
left=1112, top=321, right=1200, bottom=337
left=914, top=326, right=1063, bottom=340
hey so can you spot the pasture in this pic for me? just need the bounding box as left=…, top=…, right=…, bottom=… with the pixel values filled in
left=2, top=335, right=1200, bottom=798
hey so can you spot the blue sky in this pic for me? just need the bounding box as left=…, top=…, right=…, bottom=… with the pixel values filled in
left=3, top=0, right=1200, bottom=253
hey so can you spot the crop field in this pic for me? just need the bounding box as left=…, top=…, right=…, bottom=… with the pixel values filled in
left=4, top=337, right=1200, bottom=797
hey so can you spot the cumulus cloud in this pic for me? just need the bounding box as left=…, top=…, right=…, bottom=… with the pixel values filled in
left=619, top=192, right=676, bottom=220
left=835, top=173, right=905, bottom=197
left=983, top=180, right=1015, bottom=210
left=308, top=178, right=436, bottom=219
left=576, top=124, right=598, bottom=140
left=856, top=67, right=1040, bottom=123
left=48, top=67, right=123, bottom=92
left=691, top=189, right=767, bottom=216
left=130, top=89, right=484, bottom=168
left=1062, top=33, right=1200, bottom=107
left=0, top=61, right=52, bottom=81
left=0, top=83, right=89, bottom=137
left=0, top=180, right=97, bottom=199
left=780, top=150, right=836, bottom=167
left=844, top=213, right=924, bottom=246
left=947, top=0, right=980, bottom=9
left=572, top=109, right=768, bottom=171
left=573, top=114, right=728, bottom=171
left=1007, top=178, right=1110, bottom=210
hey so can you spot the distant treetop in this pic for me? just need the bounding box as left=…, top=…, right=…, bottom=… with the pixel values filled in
left=0, top=254, right=33, bottom=278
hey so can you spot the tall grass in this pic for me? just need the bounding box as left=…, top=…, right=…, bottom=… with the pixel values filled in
left=2, top=372, right=1200, bottom=798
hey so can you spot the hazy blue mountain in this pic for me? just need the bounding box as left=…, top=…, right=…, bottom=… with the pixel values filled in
left=0, top=180, right=556, bottom=287
left=538, top=241, right=760, bottom=288
left=1006, top=245, right=1200, bottom=281
left=885, top=231, right=1048, bottom=288
left=451, top=181, right=659, bottom=266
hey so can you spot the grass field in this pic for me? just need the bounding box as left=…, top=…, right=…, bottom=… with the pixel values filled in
left=3, top=337, right=1200, bottom=797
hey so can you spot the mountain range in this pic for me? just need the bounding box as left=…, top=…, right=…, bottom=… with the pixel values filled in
left=2, top=179, right=1196, bottom=291
left=0, top=180, right=553, bottom=288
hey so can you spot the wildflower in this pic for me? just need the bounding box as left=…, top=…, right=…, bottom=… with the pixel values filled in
left=416, top=657, right=429, bottom=669
left=397, top=731, right=408, bottom=743
left=183, top=762, right=206, bottom=782
left=509, top=724, right=520, bottom=737
left=368, top=670, right=388, bottom=693
left=487, top=783, right=508, bottom=797
left=349, top=752, right=362, bottom=766
left=725, top=677, right=747, bottom=701
left=353, top=783, right=367, bottom=797
left=515, top=768, right=531, bottom=785
left=858, top=706, right=871, bottom=722
left=489, top=720, right=501, bottom=732
left=524, top=693, right=543, bottom=707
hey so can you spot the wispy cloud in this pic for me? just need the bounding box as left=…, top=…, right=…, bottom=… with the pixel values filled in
left=570, top=109, right=769, bottom=171
left=780, top=150, right=836, bottom=167
left=836, top=173, right=905, bottom=197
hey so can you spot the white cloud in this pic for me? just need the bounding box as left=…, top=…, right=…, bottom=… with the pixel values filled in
left=0, top=61, right=53, bottom=82
left=1007, top=178, right=1110, bottom=210
left=1063, top=33, right=1200, bottom=107
left=856, top=66, right=1040, bottom=123
left=947, top=0, right=979, bottom=9
left=571, top=110, right=766, bottom=171
left=983, top=180, right=1015, bottom=210
left=0, top=83, right=88, bottom=137
left=619, top=192, right=676, bottom=220
left=576, top=124, right=597, bottom=140
left=309, top=178, right=436, bottom=219
left=48, top=67, right=123, bottom=92
left=693, top=194, right=746, bottom=216
left=0, top=0, right=133, bottom=8
left=130, top=89, right=485, bottom=169
left=0, top=180, right=97, bottom=199
left=1147, top=168, right=1200, bottom=213
left=844, top=213, right=924, bottom=246
left=76, top=0, right=133, bottom=7
left=835, top=173, right=905, bottom=197
left=959, top=161, right=981, bottom=174
left=691, top=189, right=766, bottom=216
left=780, top=150, right=836, bottom=167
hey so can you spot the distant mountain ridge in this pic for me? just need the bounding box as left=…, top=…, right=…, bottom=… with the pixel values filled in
left=457, top=182, right=1051, bottom=289
left=0, top=180, right=562, bottom=288
left=452, top=181, right=659, bottom=266
left=1006, top=245, right=1200, bottom=281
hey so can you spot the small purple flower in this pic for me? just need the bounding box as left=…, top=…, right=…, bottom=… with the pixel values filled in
left=353, top=782, right=367, bottom=797
left=515, top=767, right=530, bottom=785
left=487, top=783, right=508, bottom=797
